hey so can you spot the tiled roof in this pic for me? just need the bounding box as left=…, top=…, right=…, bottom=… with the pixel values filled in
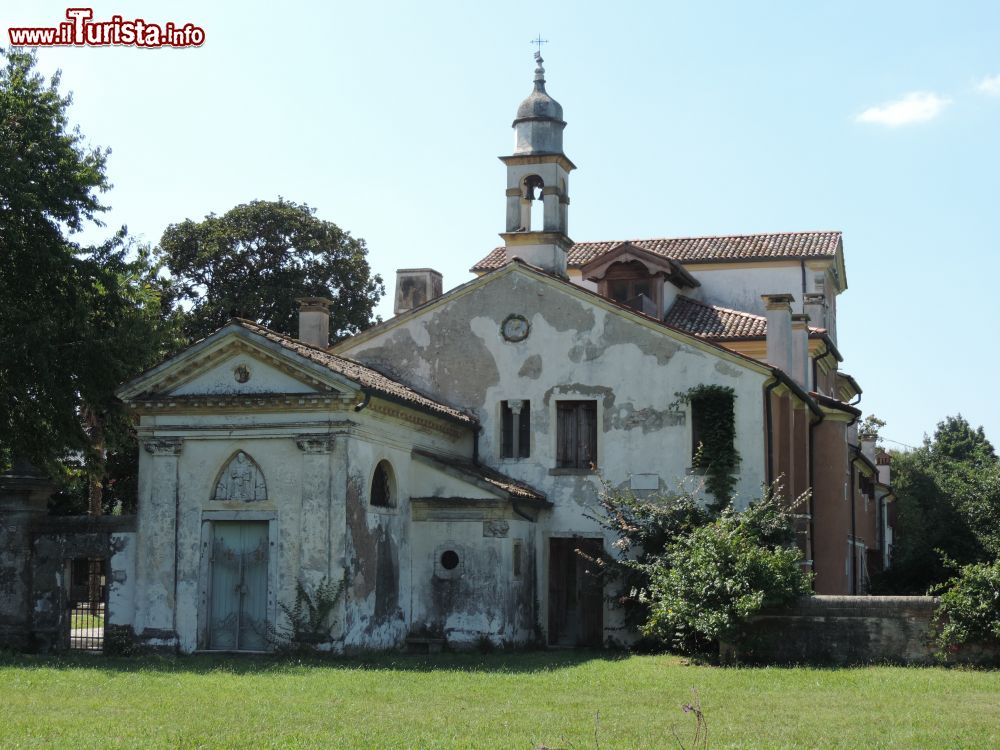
left=664, top=297, right=768, bottom=340
left=471, top=231, right=842, bottom=272
left=234, top=320, right=476, bottom=425
left=412, top=449, right=547, bottom=503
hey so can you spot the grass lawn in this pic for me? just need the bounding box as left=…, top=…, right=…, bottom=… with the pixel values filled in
left=0, top=651, right=997, bottom=749
left=69, top=611, right=104, bottom=630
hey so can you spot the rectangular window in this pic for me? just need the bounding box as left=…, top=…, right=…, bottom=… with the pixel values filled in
left=512, top=540, right=523, bottom=577
left=556, top=400, right=598, bottom=469
left=689, top=391, right=735, bottom=466
left=501, top=400, right=530, bottom=458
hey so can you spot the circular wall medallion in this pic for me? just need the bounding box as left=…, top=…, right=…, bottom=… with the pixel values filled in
left=233, top=364, right=251, bottom=383
left=501, top=314, right=530, bottom=343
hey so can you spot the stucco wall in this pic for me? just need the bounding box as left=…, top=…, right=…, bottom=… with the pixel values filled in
left=338, top=268, right=771, bottom=642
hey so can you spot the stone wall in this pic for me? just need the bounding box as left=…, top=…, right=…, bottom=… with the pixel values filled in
left=727, top=595, right=998, bottom=666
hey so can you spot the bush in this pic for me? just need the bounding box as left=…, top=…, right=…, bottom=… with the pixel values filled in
left=588, top=482, right=711, bottom=630
left=641, top=493, right=811, bottom=654
left=933, top=558, right=1000, bottom=652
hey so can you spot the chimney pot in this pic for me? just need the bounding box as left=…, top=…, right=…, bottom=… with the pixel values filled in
left=296, top=297, right=331, bottom=349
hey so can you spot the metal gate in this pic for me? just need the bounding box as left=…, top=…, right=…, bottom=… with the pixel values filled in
left=207, top=521, right=269, bottom=651
left=67, top=558, right=107, bottom=652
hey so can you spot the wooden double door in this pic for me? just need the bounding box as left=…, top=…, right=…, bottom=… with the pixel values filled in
left=207, top=521, right=269, bottom=651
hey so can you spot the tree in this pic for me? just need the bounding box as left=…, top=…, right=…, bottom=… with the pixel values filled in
left=0, top=48, right=177, bottom=507
left=875, top=415, right=1000, bottom=593
left=157, top=199, right=385, bottom=343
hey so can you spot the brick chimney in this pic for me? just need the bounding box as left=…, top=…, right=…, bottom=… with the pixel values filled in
left=791, top=313, right=811, bottom=390
left=762, top=294, right=795, bottom=375
left=296, top=297, right=331, bottom=349
left=394, top=269, right=443, bottom=316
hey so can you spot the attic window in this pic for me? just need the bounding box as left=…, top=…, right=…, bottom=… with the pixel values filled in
left=600, top=261, right=659, bottom=317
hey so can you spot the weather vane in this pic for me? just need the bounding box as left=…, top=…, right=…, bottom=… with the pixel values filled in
left=531, top=35, right=548, bottom=54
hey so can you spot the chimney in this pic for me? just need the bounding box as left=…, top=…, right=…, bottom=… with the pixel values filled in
left=860, top=435, right=877, bottom=463
left=791, top=313, right=811, bottom=390
left=803, top=293, right=827, bottom=332
left=296, top=297, right=331, bottom=349
left=394, top=268, right=443, bottom=316
left=877, top=451, right=891, bottom=485
left=762, top=293, right=795, bottom=376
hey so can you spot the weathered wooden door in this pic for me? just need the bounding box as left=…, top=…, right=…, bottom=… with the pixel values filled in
left=548, top=537, right=604, bottom=647
left=208, top=521, right=269, bottom=651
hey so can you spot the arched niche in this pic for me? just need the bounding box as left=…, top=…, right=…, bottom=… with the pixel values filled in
left=213, top=451, right=267, bottom=503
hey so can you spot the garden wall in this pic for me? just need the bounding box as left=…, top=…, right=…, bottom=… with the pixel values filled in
left=725, top=595, right=998, bottom=665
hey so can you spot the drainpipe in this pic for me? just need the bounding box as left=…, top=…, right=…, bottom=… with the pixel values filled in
left=473, top=424, right=481, bottom=466
left=850, top=458, right=857, bottom=595
left=764, top=379, right=780, bottom=486
left=353, top=390, right=371, bottom=413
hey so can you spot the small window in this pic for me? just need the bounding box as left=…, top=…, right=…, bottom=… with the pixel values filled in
left=501, top=400, right=531, bottom=458
left=512, top=540, right=523, bottom=577
left=370, top=461, right=395, bottom=508
left=556, top=400, right=597, bottom=469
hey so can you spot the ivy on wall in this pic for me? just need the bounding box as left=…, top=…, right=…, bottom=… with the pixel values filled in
left=674, top=385, right=740, bottom=511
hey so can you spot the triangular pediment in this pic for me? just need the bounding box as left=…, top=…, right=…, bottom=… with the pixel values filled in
left=117, top=323, right=358, bottom=402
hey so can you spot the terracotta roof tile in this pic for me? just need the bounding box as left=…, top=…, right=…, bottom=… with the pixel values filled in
left=664, top=297, right=768, bottom=340
left=412, top=449, right=547, bottom=503
left=234, top=319, right=476, bottom=425
left=471, top=231, right=842, bottom=272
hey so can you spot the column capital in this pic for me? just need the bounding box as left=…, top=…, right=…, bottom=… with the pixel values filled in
left=506, top=399, right=526, bottom=414
left=295, top=434, right=336, bottom=454
left=143, top=437, right=184, bottom=456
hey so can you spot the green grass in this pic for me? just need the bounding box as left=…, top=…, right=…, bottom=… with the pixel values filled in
left=0, top=651, right=997, bottom=749
left=69, top=611, right=104, bottom=630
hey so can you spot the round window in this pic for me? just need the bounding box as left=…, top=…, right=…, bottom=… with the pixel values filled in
left=440, top=550, right=460, bottom=570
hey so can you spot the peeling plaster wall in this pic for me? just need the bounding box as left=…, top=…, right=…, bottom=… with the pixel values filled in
left=108, top=532, right=136, bottom=627
left=341, top=434, right=412, bottom=651
left=133, top=394, right=468, bottom=653
left=339, top=270, right=770, bottom=642
left=409, top=515, right=537, bottom=645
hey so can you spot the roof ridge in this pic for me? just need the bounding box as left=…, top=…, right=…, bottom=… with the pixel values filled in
left=572, top=229, right=841, bottom=246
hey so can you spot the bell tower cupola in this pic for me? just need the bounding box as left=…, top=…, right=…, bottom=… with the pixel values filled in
left=499, top=51, right=575, bottom=277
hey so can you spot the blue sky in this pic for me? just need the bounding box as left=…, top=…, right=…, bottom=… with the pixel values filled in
left=7, top=1, right=1000, bottom=449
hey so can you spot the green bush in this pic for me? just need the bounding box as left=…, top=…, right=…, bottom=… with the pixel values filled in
left=641, top=494, right=811, bottom=654
left=933, top=558, right=1000, bottom=652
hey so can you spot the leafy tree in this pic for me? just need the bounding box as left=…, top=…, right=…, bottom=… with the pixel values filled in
left=875, top=415, right=1000, bottom=593
left=0, top=48, right=177, bottom=508
left=157, top=199, right=385, bottom=343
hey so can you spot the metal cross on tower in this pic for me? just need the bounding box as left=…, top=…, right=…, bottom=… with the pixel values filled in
left=531, top=35, right=548, bottom=53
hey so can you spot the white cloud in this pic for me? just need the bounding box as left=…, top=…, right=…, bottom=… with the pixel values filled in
left=856, top=91, right=950, bottom=127
left=976, top=75, right=1000, bottom=96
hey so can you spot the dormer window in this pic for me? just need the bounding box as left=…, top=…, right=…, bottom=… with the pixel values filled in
left=606, top=263, right=656, bottom=313
left=578, top=241, right=700, bottom=320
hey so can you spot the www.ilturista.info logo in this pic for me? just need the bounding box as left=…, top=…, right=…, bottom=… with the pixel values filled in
left=8, top=8, right=205, bottom=48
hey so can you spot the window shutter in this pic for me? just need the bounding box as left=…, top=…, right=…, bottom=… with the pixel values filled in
left=519, top=404, right=531, bottom=458
left=501, top=402, right=513, bottom=458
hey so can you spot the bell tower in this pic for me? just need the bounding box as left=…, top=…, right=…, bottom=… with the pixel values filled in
left=499, top=52, right=575, bottom=278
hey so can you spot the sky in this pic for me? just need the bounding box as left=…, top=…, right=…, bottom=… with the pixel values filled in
left=6, top=1, right=1000, bottom=450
